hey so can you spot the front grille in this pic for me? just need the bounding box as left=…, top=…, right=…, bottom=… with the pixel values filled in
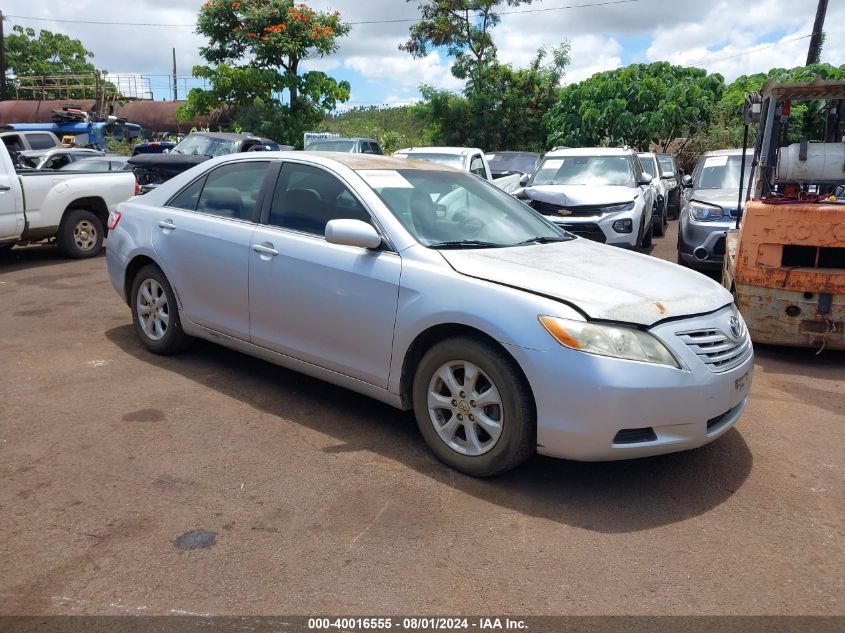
left=529, top=200, right=605, bottom=217
left=676, top=327, right=752, bottom=372
left=555, top=222, right=607, bottom=243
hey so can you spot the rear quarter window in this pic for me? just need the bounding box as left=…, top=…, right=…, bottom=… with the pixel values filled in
left=28, top=134, right=58, bottom=150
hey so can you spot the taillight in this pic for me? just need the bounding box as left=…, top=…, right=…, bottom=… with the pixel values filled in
left=134, top=179, right=141, bottom=196
left=108, top=210, right=122, bottom=230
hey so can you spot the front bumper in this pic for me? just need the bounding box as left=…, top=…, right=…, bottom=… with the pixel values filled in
left=679, top=213, right=733, bottom=268
left=735, top=284, right=845, bottom=350
left=508, top=305, right=753, bottom=461
left=547, top=212, right=640, bottom=248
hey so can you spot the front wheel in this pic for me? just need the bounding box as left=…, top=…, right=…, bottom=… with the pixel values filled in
left=412, top=336, right=535, bottom=477
left=641, top=219, right=653, bottom=248
left=130, top=264, right=190, bottom=355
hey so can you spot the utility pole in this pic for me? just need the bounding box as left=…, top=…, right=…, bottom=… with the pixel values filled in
left=172, top=48, right=177, bottom=101
left=806, top=0, right=828, bottom=65
left=0, top=11, right=7, bottom=100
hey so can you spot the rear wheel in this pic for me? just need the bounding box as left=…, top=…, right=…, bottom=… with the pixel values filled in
left=653, top=202, right=666, bottom=237
left=57, top=209, right=103, bottom=259
left=130, top=264, right=190, bottom=355
left=412, top=336, right=535, bottom=477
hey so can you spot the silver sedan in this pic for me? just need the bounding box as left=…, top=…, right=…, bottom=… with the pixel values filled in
left=106, top=152, right=753, bottom=477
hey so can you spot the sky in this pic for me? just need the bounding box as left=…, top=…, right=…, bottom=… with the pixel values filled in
left=3, top=0, right=843, bottom=108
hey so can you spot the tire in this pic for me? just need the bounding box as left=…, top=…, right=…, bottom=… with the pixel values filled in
left=57, top=208, right=103, bottom=259
left=130, top=264, right=190, bottom=355
left=412, top=336, right=535, bottom=477
left=641, top=220, right=653, bottom=248
left=653, top=204, right=665, bottom=237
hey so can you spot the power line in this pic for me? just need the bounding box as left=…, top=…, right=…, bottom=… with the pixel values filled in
left=687, top=29, right=841, bottom=66
left=5, top=0, right=644, bottom=28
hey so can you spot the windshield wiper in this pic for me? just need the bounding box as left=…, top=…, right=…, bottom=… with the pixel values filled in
left=514, top=235, right=572, bottom=245
left=428, top=240, right=504, bottom=249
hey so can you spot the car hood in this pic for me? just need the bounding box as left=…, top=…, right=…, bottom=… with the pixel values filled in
left=439, top=239, right=733, bottom=326
left=524, top=184, right=638, bottom=207
left=690, top=189, right=742, bottom=210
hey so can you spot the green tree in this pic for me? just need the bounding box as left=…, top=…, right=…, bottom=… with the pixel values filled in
left=546, top=62, right=725, bottom=152
left=4, top=25, right=110, bottom=99
left=183, top=0, right=351, bottom=146
left=400, top=0, right=534, bottom=81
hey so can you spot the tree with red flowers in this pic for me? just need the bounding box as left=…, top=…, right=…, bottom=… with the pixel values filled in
left=183, top=0, right=351, bottom=145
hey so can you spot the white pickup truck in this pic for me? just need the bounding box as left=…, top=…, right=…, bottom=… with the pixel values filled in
left=0, top=143, right=137, bottom=258
left=393, top=146, right=523, bottom=193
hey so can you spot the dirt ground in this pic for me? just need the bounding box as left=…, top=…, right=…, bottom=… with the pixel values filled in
left=0, top=221, right=842, bottom=616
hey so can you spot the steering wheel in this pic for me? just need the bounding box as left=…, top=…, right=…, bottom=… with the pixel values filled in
left=459, top=215, right=484, bottom=236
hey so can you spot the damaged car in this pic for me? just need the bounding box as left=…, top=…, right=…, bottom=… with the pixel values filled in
left=520, top=147, right=657, bottom=248
left=107, top=153, right=752, bottom=477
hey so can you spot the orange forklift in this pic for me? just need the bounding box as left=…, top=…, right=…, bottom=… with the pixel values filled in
left=722, top=79, right=845, bottom=351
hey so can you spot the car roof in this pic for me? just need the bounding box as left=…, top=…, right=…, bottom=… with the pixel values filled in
left=394, top=147, right=483, bottom=156
left=637, top=152, right=657, bottom=158
left=309, top=137, right=377, bottom=143
left=544, top=147, right=635, bottom=157
left=298, top=151, right=453, bottom=171
left=190, top=132, right=275, bottom=143
left=485, top=151, right=540, bottom=156
left=702, top=148, right=754, bottom=157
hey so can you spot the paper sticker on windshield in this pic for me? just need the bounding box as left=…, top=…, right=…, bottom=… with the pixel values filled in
left=542, top=159, right=565, bottom=169
left=357, top=169, right=413, bottom=189
left=703, top=155, right=728, bottom=168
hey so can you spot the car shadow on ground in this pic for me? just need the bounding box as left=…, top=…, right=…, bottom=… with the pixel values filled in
left=105, top=324, right=753, bottom=535
left=0, top=245, right=104, bottom=272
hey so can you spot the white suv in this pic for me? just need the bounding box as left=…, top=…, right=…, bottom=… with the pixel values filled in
left=521, top=147, right=656, bottom=248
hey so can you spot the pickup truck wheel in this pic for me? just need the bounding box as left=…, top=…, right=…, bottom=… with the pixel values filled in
left=57, top=209, right=103, bottom=259
left=130, top=265, right=190, bottom=355
left=412, top=336, right=535, bottom=477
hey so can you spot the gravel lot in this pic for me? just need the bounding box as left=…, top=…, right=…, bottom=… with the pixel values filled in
left=1, top=221, right=842, bottom=616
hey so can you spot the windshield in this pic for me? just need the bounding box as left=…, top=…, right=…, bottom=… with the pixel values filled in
left=398, top=153, right=464, bottom=170
left=307, top=140, right=356, bottom=152
left=357, top=168, right=571, bottom=248
left=695, top=154, right=753, bottom=189
left=172, top=135, right=239, bottom=157
left=657, top=155, right=675, bottom=175
left=487, top=153, right=539, bottom=175
left=532, top=155, right=635, bottom=187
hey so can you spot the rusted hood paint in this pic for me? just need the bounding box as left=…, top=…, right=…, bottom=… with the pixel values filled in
left=441, top=239, right=733, bottom=326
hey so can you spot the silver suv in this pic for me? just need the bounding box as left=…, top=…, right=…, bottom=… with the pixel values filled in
left=521, top=147, right=656, bottom=248
left=677, top=149, right=752, bottom=270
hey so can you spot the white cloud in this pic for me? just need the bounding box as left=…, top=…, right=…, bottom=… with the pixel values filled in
left=344, top=52, right=464, bottom=92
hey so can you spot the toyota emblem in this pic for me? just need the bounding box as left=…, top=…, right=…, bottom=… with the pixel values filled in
left=729, top=315, right=742, bottom=340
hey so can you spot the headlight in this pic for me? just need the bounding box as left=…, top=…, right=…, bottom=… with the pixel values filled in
left=664, top=178, right=677, bottom=189
left=539, top=316, right=680, bottom=368
left=600, top=201, right=635, bottom=214
left=689, top=201, right=724, bottom=221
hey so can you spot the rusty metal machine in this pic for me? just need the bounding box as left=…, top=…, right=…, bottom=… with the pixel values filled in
left=722, top=79, right=845, bottom=350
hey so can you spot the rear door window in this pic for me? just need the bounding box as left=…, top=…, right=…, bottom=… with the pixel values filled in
left=2, top=135, right=23, bottom=152
left=194, top=161, right=271, bottom=221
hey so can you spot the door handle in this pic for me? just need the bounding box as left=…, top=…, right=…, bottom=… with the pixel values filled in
left=0, top=184, right=10, bottom=192
left=251, top=243, right=279, bottom=256
left=158, top=219, right=176, bottom=230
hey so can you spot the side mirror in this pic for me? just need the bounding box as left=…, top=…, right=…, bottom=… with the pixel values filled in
left=325, top=219, right=382, bottom=249
left=519, top=173, right=530, bottom=186
left=682, top=175, right=693, bottom=188
left=638, top=173, right=652, bottom=186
